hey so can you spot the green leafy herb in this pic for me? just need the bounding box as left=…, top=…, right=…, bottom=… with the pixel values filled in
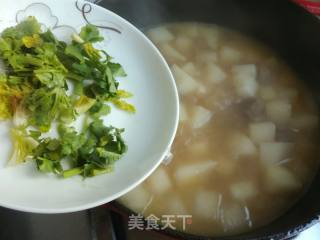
left=8, top=126, right=39, bottom=166
left=33, top=119, right=127, bottom=178
left=79, top=25, right=104, bottom=43
left=0, top=17, right=135, bottom=178
left=89, top=100, right=111, bottom=118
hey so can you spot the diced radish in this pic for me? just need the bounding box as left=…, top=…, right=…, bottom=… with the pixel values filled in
left=160, top=43, right=186, bottom=61
left=230, top=181, right=258, bottom=201
left=179, top=103, right=188, bottom=122
left=175, top=36, right=193, bottom=52
left=265, top=165, right=301, bottom=193
left=233, top=64, right=257, bottom=80
left=221, top=204, right=248, bottom=232
left=291, top=114, right=319, bottom=129
left=166, top=194, right=188, bottom=215
left=202, top=28, right=219, bottom=49
left=147, top=167, right=172, bottom=194
left=172, top=65, right=205, bottom=95
left=191, top=105, right=213, bottom=129
left=232, top=64, right=258, bottom=98
left=249, top=122, right=276, bottom=142
left=220, top=46, right=241, bottom=63
left=259, top=86, right=276, bottom=100
left=266, top=100, right=291, bottom=124
left=196, top=51, right=218, bottom=64
left=229, top=132, right=257, bottom=159
left=148, top=26, right=174, bottom=43
left=171, top=64, right=198, bottom=95
left=194, top=190, right=220, bottom=219
left=119, top=186, right=152, bottom=213
left=181, top=62, right=199, bottom=77
left=175, top=160, right=217, bottom=185
left=259, top=142, right=294, bottom=165
left=205, top=63, right=226, bottom=84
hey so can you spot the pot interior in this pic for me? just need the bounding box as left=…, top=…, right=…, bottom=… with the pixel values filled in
left=103, top=0, right=320, bottom=239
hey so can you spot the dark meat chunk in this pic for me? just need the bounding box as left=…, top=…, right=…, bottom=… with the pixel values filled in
left=237, top=98, right=266, bottom=121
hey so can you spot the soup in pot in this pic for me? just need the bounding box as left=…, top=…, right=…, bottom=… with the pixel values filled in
left=118, top=23, right=320, bottom=236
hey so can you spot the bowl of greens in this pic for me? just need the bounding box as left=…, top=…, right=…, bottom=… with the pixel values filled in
left=0, top=0, right=179, bottom=213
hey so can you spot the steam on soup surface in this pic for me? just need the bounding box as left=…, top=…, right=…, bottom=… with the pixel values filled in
left=118, top=23, right=319, bottom=236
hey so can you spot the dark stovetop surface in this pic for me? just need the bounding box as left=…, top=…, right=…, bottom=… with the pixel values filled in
left=2, top=204, right=317, bottom=240
left=0, top=207, right=91, bottom=240
left=0, top=205, right=175, bottom=240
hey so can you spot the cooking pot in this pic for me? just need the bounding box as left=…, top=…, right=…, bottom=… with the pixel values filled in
left=100, top=0, right=320, bottom=239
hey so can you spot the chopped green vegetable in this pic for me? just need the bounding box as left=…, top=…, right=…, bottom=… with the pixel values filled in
left=8, top=126, right=39, bottom=165
left=22, top=34, right=42, bottom=48
left=1, top=16, right=41, bottom=40
left=89, top=100, right=111, bottom=118
left=79, top=25, right=104, bottom=43
left=116, top=90, right=133, bottom=98
left=74, top=95, right=96, bottom=114
left=0, top=17, right=135, bottom=178
left=111, top=99, right=136, bottom=113
left=33, top=118, right=127, bottom=178
left=24, top=87, right=76, bottom=131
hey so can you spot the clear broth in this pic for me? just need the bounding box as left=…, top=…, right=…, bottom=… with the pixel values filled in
left=119, top=23, right=320, bottom=236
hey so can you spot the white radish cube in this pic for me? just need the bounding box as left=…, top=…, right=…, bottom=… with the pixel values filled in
left=232, top=64, right=258, bottom=98
left=148, top=26, right=174, bottom=43
left=194, top=190, right=220, bottom=219
left=230, top=181, right=258, bottom=201
left=259, top=86, right=276, bottom=100
left=291, top=114, right=319, bottom=129
left=196, top=51, right=218, bottom=64
left=181, top=62, right=199, bottom=77
left=220, top=46, right=241, bottom=63
left=202, top=28, right=219, bottom=49
left=266, top=100, right=292, bottom=124
left=175, top=36, right=193, bottom=52
left=171, top=64, right=198, bottom=95
left=205, top=63, right=226, bottom=84
left=222, top=204, right=247, bottom=231
left=230, top=132, right=257, bottom=159
left=175, top=161, right=217, bottom=185
left=119, top=186, right=152, bottom=213
left=191, top=105, right=213, bottom=129
left=249, top=122, right=276, bottom=142
left=166, top=195, right=188, bottom=215
left=160, top=43, right=186, bottom=61
left=179, top=103, right=188, bottom=122
left=233, top=64, right=257, bottom=78
left=148, top=167, right=172, bottom=195
left=265, top=165, right=301, bottom=193
left=259, top=142, right=293, bottom=165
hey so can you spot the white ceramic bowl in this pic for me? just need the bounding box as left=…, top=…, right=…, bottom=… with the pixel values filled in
left=0, top=0, right=179, bottom=213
